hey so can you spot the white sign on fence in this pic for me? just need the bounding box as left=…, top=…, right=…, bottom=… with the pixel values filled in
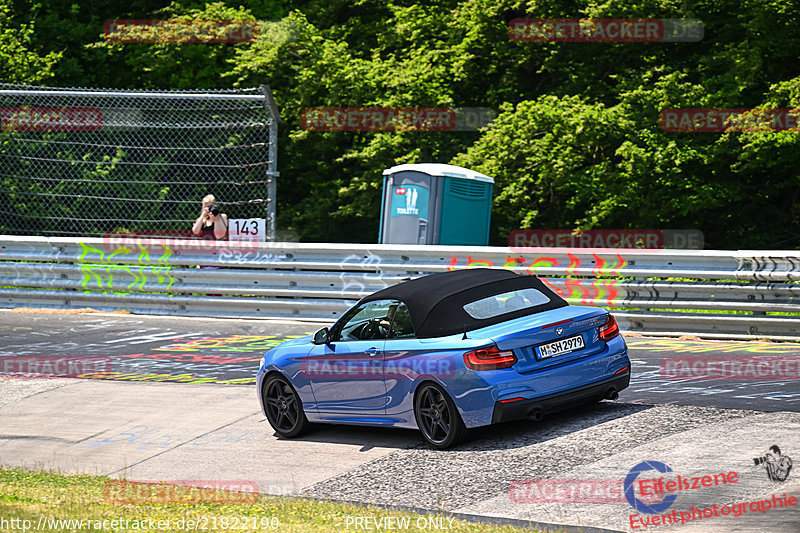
left=228, top=218, right=266, bottom=242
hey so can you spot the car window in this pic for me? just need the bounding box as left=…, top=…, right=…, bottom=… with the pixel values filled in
left=389, top=303, right=415, bottom=338
left=335, top=299, right=398, bottom=341
left=463, top=288, right=551, bottom=319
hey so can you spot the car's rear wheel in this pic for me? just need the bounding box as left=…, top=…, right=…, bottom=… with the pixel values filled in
left=414, top=383, right=467, bottom=449
left=263, top=374, right=310, bottom=438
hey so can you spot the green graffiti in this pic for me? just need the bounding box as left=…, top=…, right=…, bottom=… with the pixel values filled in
left=79, top=242, right=105, bottom=262
left=79, top=244, right=106, bottom=290
left=153, top=248, right=174, bottom=290
left=107, top=245, right=132, bottom=262
left=136, top=243, right=150, bottom=264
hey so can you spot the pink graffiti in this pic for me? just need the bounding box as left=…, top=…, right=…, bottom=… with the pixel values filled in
left=566, top=253, right=580, bottom=275
left=447, top=256, right=494, bottom=271
left=110, top=352, right=259, bottom=364
left=446, top=253, right=628, bottom=306
left=525, top=257, right=558, bottom=274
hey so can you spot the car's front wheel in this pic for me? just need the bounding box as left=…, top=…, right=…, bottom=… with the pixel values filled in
left=263, top=374, right=310, bottom=438
left=414, top=383, right=467, bottom=449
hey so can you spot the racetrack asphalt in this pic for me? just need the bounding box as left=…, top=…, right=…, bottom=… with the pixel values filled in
left=1, top=310, right=799, bottom=532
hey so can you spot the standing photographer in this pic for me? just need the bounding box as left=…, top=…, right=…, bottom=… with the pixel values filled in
left=192, top=194, right=228, bottom=240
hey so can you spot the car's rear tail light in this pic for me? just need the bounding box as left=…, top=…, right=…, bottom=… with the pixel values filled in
left=499, top=397, right=526, bottom=403
left=614, top=365, right=630, bottom=375
left=500, top=396, right=527, bottom=403
left=463, top=344, right=517, bottom=371
left=599, top=314, right=620, bottom=341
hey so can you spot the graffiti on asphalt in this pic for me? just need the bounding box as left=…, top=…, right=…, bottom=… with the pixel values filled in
left=92, top=334, right=310, bottom=384
left=625, top=338, right=800, bottom=403
left=76, top=371, right=255, bottom=385
left=162, top=335, right=301, bottom=353
left=629, top=339, right=800, bottom=354
left=629, top=350, right=800, bottom=403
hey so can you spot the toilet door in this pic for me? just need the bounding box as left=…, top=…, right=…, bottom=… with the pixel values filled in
left=383, top=171, right=432, bottom=244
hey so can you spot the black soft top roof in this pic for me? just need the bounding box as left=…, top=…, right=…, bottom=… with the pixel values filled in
left=359, top=268, right=568, bottom=338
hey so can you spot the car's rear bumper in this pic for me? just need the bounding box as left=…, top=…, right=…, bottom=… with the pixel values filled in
left=491, top=370, right=630, bottom=424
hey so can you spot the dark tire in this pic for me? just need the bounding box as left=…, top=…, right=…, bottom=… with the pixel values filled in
left=414, top=382, right=467, bottom=449
left=263, top=374, right=310, bottom=438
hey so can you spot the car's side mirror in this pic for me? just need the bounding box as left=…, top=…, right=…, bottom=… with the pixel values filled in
left=312, top=327, right=330, bottom=345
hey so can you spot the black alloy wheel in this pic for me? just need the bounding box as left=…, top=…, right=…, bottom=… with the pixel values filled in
left=263, top=374, right=310, bottom=438
left=414, top=383, right=467, bottom=449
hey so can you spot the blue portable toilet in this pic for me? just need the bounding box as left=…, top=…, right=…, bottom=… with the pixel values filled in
left=379, top=163, right=494, bottom=245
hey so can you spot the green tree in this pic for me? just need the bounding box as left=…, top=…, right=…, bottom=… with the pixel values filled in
left=3, top=0, right=800, bottom=248
left=0, top=0, right=60, bottom=83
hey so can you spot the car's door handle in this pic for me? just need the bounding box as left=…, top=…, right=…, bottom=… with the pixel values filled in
left=365, top=347, right=381, bottom=356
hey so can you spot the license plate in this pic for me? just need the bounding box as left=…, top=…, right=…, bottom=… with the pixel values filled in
left=536, top=335, right=585, bottom=359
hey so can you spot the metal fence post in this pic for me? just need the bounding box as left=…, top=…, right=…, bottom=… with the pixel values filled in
left=261, top=85, right=281, bottom=242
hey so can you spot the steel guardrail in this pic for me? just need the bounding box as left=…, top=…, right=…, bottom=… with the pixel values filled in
left=1, top=235, right=798, bottom=339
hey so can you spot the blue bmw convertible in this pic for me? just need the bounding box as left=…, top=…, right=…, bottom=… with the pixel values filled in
left=256, top=268, right=630, bottom=448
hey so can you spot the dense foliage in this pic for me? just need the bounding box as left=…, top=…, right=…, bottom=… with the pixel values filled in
left=3, top=0, right=798, bottom=248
